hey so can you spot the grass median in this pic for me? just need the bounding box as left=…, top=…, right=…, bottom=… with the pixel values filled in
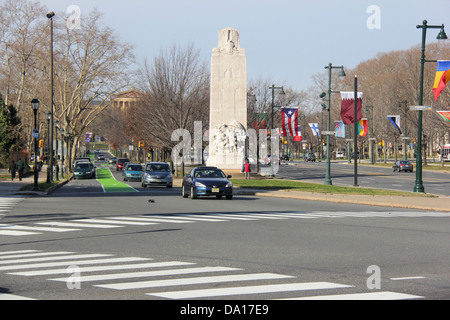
left=96, top=168, right=137, bottom=192
left=230, top=178, right=433, bottom=197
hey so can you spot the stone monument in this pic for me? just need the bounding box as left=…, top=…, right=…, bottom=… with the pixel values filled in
left=207, top=27, right=247, bottom=169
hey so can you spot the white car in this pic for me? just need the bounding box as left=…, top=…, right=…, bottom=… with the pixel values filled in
left=336, top=151, right=345, bottom=159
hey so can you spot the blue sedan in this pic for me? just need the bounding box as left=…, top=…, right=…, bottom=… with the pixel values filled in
left=122, top=163, right=143, bottom=181
left=182, top=166, right=233, bottom=199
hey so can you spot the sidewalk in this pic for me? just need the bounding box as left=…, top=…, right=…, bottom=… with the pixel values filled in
left=0, top=166, right=68, bottom=196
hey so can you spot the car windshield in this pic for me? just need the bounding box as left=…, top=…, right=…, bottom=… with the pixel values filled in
left=127, top=165, right=142, bottom=171
left=194, top=169, right=226, bottom=178
left=146, top=164, right=170, bottom=172
left=118, top=159, right=129, bottom=163
left=75, top=163, right=90, bottom=169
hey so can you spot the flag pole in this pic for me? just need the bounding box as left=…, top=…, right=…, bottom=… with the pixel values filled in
left=353, top=75, right=359, bottom=187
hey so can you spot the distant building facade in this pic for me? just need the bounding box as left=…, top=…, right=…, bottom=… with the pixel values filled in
left=111, top=88, right=145, bottom=112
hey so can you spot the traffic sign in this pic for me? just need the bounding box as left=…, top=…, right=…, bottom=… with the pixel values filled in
left=410, top=106, right=431, bottom=111
left=322, top=131, right=335, bottom=136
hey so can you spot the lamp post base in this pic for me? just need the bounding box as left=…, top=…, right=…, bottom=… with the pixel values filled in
left=413, top=183, right=425, bottom=193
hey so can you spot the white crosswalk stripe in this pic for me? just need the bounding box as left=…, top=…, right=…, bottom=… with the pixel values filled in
left=50, top=266, right=243, bottom=283
left=0, top=293, right=35, bottom=300
left=0, top=249, right=424, bottom=300
left=146, top=282, right=353, bottom=300
left=1, top=210, right=448, bottom=238
left=94, top=273, right=294, bottom=290
left=281, top=291, right=424, bottom=300
left=0, top=196, right=25, bottom=219
left=8, top=261, right=195, bottom=276
left=0, top=257, right=150, bottom=271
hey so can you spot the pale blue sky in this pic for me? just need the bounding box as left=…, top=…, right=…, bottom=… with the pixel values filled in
left=38, top=0, right=449, bottom=91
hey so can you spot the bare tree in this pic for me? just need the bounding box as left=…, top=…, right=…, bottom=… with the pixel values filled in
left=127, top=44, right=209, bottom=150
left=51, top=9, right=135, bottom=163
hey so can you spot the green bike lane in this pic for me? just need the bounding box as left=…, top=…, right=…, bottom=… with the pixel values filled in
left=96, top=167, right=138, bottom=192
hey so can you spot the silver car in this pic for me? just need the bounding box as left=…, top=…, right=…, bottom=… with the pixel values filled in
left=393, top=160, right=413, bottom=172
left=141, top=162, right=173, bottom=188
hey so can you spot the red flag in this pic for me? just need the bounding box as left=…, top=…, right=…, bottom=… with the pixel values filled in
left=293, top=125, right=302, bottom=141
left=340, top=92, right=362, bottom=125
left=281, top=107, right=299, bottom=136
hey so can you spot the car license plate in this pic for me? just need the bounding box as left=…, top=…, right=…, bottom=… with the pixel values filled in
left=156, top=179, right=161, bottom=182
left=212, top=188, right=220, bottom=193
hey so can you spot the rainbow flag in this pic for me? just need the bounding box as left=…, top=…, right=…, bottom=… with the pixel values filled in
left=433, top=60, right=450, bottom=101
left=357, top=118, right=367, bottom=137
left=437, top=110, right=450, bottom=123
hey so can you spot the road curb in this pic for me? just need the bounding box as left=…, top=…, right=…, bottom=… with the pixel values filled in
left=10, top=176, right=72, bottom=196
left=248, top=190, right=450, bottom=212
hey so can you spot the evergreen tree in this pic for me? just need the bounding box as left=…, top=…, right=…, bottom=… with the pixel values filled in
left=0, top=94, right=22, bottom=162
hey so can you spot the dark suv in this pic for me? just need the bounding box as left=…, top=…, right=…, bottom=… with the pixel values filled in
left=305, top=153, right=316, bottom=162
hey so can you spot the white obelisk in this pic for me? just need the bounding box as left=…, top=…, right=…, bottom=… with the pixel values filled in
left=207, top=27, right=247, bottom=169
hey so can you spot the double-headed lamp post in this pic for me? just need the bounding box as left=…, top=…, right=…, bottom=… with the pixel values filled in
left=414, top=20, right=447, bottom=193
left=323, top=63, right=346, bottom=185
left=31, top=99, right=40, bottom=191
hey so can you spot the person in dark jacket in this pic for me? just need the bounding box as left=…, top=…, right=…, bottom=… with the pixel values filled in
left=16, top=158, right=25, bottom=181
left=9, top=160, right=16, bottom=181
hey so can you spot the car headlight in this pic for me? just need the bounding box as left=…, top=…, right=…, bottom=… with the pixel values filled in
left=195, top=182, right=206, bottom=187
left=226, top=182, right=233, bottom=188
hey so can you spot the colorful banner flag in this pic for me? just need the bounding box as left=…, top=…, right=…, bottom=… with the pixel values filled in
left=340, top=92, right=363, bottom=125
left=433, top=60, right=450, bottom=101
left=281, top=107, right=299, bottom=136
left=334, top=120, right=345, bottom=138
left=85, top=132, right=93, bottom=142
left=308, top=123, right=320, bottom=136
left=436, top=110, right=450, bottom=123
left=293, top=125, right=302, bottom=141
left=387, top=115, right=402, bottom=134
left=252, top=112, right=268, bottom=130
left=357, top=118, right=368, bottom=137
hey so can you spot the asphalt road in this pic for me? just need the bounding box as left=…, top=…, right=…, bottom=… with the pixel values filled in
left=1, top=160, right=449, bottom=303
left=276, top=160, right=450, bottom=196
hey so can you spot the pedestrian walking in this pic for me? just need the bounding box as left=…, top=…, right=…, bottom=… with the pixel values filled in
left=244, top=159, right=251, bottom=179
left=16, top=158, right=25, bottom=181
left=9, top=160, right=16, bottom=181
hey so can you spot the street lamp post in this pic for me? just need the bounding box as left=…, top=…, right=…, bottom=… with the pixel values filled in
left=47, top=11, right=55, bottom=183
left=269, top=84, right=285, bottom=176
left=414, top=20, right=447, bottom=193
left=397, top=101, right=408, bottom=160
left=324, top=63, right=346, bottom=185
left=54, top=119, right=59, bottom=180
left=364, top=105, right=374, bottom=165
left=60, top=128, right=65, bottom=178
left=45, top=110, right=51, bottom=183
left=31, top=99, right=40, bottom=191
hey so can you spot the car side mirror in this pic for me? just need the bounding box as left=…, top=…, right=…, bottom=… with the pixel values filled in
left=186, top=174, right=191, bottom=178
left=227, top=175, right=232, bottom=179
